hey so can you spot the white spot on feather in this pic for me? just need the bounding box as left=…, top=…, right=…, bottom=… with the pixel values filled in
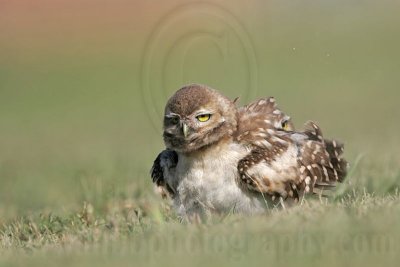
left=300, top=166, right=306, bottom=173
left=258, top=99, right=267, bottom=105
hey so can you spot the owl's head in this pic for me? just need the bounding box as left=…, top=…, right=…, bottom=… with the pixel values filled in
left=163, top=84, right=237, bottom=153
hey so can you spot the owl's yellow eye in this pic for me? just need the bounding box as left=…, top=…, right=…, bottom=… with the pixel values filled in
left=282, top=121, right=289, bottom=131
left=196, top=114, right=211, bottom=122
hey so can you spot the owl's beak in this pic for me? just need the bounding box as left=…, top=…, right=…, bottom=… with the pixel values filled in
left=182, top=123, right=189, bottom=138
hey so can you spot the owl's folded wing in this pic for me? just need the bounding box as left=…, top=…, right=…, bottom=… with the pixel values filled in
left=236, top=97, right=294, bottom=143
left=236, top=121, right=348, bottom=201
left=150, top=149, right=178, bottom=198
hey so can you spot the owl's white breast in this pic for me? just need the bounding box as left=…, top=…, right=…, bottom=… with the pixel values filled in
left=173, top=141, right=268, bottom=217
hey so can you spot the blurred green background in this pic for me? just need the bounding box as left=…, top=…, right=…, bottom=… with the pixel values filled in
left=0, top=0, right=400, bottom=265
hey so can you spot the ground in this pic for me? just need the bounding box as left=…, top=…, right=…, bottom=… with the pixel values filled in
left=1, top=158, right=400, bottom=267
left=1, top=0, right=400, bottom=266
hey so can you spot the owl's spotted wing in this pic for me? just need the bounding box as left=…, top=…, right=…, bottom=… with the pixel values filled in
left=236, top=121, right=347, bottom=201
left=150, top=150, right=178, bottom=198
left=236, top=97, right=294, bottom=144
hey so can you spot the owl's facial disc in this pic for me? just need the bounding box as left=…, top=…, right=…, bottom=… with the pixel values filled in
left=163, top=109, right=215, bottom=139
left=163, top=108, right=226, bottom=153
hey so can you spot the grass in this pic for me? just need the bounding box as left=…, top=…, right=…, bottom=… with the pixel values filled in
left=1, top=158, right=400, bottom=267
left=1, top=0, right=400, bottom=266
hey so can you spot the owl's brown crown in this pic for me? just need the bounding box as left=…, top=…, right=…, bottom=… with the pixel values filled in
left=165, top=84, right=232, bottom=115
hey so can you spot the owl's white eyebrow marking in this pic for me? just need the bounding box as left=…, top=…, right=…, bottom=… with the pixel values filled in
left=194, top=109, right=213, bottom=116
left=165, top=114, right=180, bottom=119
left=165, top=113, right=179, bottom=118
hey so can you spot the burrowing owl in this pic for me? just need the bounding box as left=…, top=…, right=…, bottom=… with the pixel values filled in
left=151, top=84, right=347, bottom=219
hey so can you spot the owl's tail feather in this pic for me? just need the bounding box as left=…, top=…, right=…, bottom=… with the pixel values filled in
left=298, top=121, right=348, bottom=194
left=324, top=139, right=348, bottom=182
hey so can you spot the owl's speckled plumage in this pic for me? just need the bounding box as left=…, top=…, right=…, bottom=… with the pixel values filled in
left=151, top=84, right=347, bottom=220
